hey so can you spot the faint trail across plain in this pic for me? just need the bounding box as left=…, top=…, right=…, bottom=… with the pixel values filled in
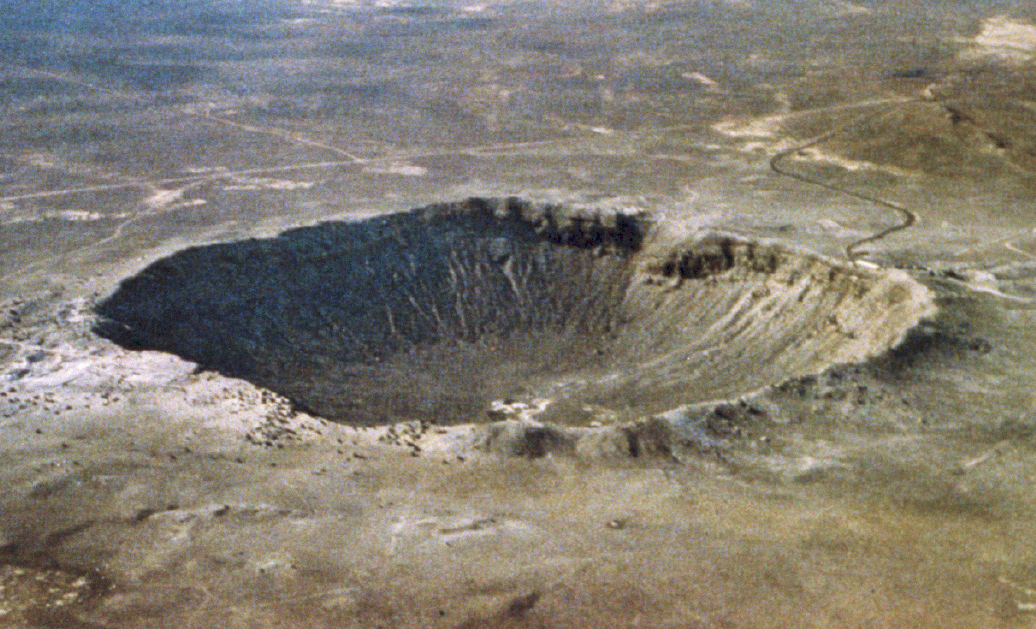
left=767, top=98, right=921, bottom=260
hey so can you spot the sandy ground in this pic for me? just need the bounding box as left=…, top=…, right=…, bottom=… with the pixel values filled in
left=5, top=1, right=1036, bottom=627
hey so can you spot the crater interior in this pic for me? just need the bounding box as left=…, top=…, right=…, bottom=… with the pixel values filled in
left=94, top=197, right=935, bottom=426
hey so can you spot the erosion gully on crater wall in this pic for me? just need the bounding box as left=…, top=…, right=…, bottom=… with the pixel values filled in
left=93, top=197, right=937, bottom=431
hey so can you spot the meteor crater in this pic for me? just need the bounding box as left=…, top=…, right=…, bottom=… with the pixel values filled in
left=94, top=198, right=935, bottom=426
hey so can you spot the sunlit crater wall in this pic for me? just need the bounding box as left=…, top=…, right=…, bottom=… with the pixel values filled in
left=94, top=198, right=936, bottom=425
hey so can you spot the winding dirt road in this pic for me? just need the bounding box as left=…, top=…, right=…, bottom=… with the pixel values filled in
left=767, top=100, right=920, bottom=259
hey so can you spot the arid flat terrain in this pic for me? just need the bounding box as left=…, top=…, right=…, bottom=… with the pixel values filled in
left=5, top=1, right=1036, bottom=627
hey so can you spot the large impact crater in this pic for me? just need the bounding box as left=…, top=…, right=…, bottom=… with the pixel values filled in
left=94, top=198, right=935, bottom=426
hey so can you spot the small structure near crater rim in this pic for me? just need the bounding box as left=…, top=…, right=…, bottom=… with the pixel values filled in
left=94, top=197, right=936, bottom=426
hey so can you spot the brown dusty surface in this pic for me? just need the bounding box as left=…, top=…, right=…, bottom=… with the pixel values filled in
left=5, top=2, right=1036, bottom=628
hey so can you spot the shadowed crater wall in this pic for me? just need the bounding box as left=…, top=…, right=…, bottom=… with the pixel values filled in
left=93, top=197, right=936, bottom=426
